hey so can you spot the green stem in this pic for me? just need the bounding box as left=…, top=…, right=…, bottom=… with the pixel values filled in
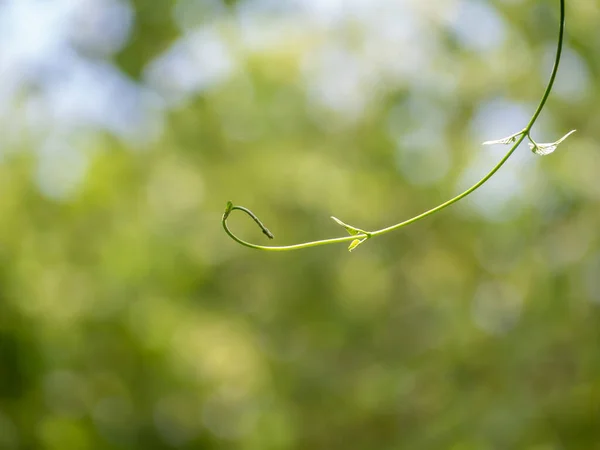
left=223, top=0, right=565, bottom=251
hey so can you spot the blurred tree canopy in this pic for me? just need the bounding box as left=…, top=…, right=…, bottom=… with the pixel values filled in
left=0, top=0, right=599, bottom=449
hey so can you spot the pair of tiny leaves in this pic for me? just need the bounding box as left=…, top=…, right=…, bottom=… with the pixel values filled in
left=333, top=129, right=578, bottom=252
left=331, top=216, right=369, bottom=252
left=483, top=130, right=576, bottom=156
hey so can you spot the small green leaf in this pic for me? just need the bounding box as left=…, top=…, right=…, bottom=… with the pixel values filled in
left=331, top=216, right=367, bottom=236
left=348, top=238, right=366, bottom=252
left=529, top=129, right=576, bottom=156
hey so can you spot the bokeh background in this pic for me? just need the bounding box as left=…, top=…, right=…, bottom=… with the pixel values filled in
left=0, top=0, right=599, bottom=449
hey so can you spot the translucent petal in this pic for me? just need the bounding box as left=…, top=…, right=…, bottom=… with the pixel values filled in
left=482, top=135, right=517, bottom=146
left=531, top=143, right=557, bottom=156
left=529, top=130, right=576, bottom=156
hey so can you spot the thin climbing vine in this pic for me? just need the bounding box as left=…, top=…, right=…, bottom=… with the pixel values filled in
left=223, top=0, right=574, bottom=253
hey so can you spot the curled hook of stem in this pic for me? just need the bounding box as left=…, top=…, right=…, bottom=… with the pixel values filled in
left=223, top=0, right=569, bottom=253
left=222, top=201, right=365, bottom=252
left=224, top=201, right=274, bottom=239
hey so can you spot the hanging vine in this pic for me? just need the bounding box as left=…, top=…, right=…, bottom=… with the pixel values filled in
left=223, top=0, right=574, bottom=253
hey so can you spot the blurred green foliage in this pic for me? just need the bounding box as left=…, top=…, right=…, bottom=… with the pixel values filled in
left=1, top=1, right=600, bottom=449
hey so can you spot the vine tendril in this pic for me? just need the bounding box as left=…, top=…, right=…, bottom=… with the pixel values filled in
left=223, top=0, right=572, bottom=252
